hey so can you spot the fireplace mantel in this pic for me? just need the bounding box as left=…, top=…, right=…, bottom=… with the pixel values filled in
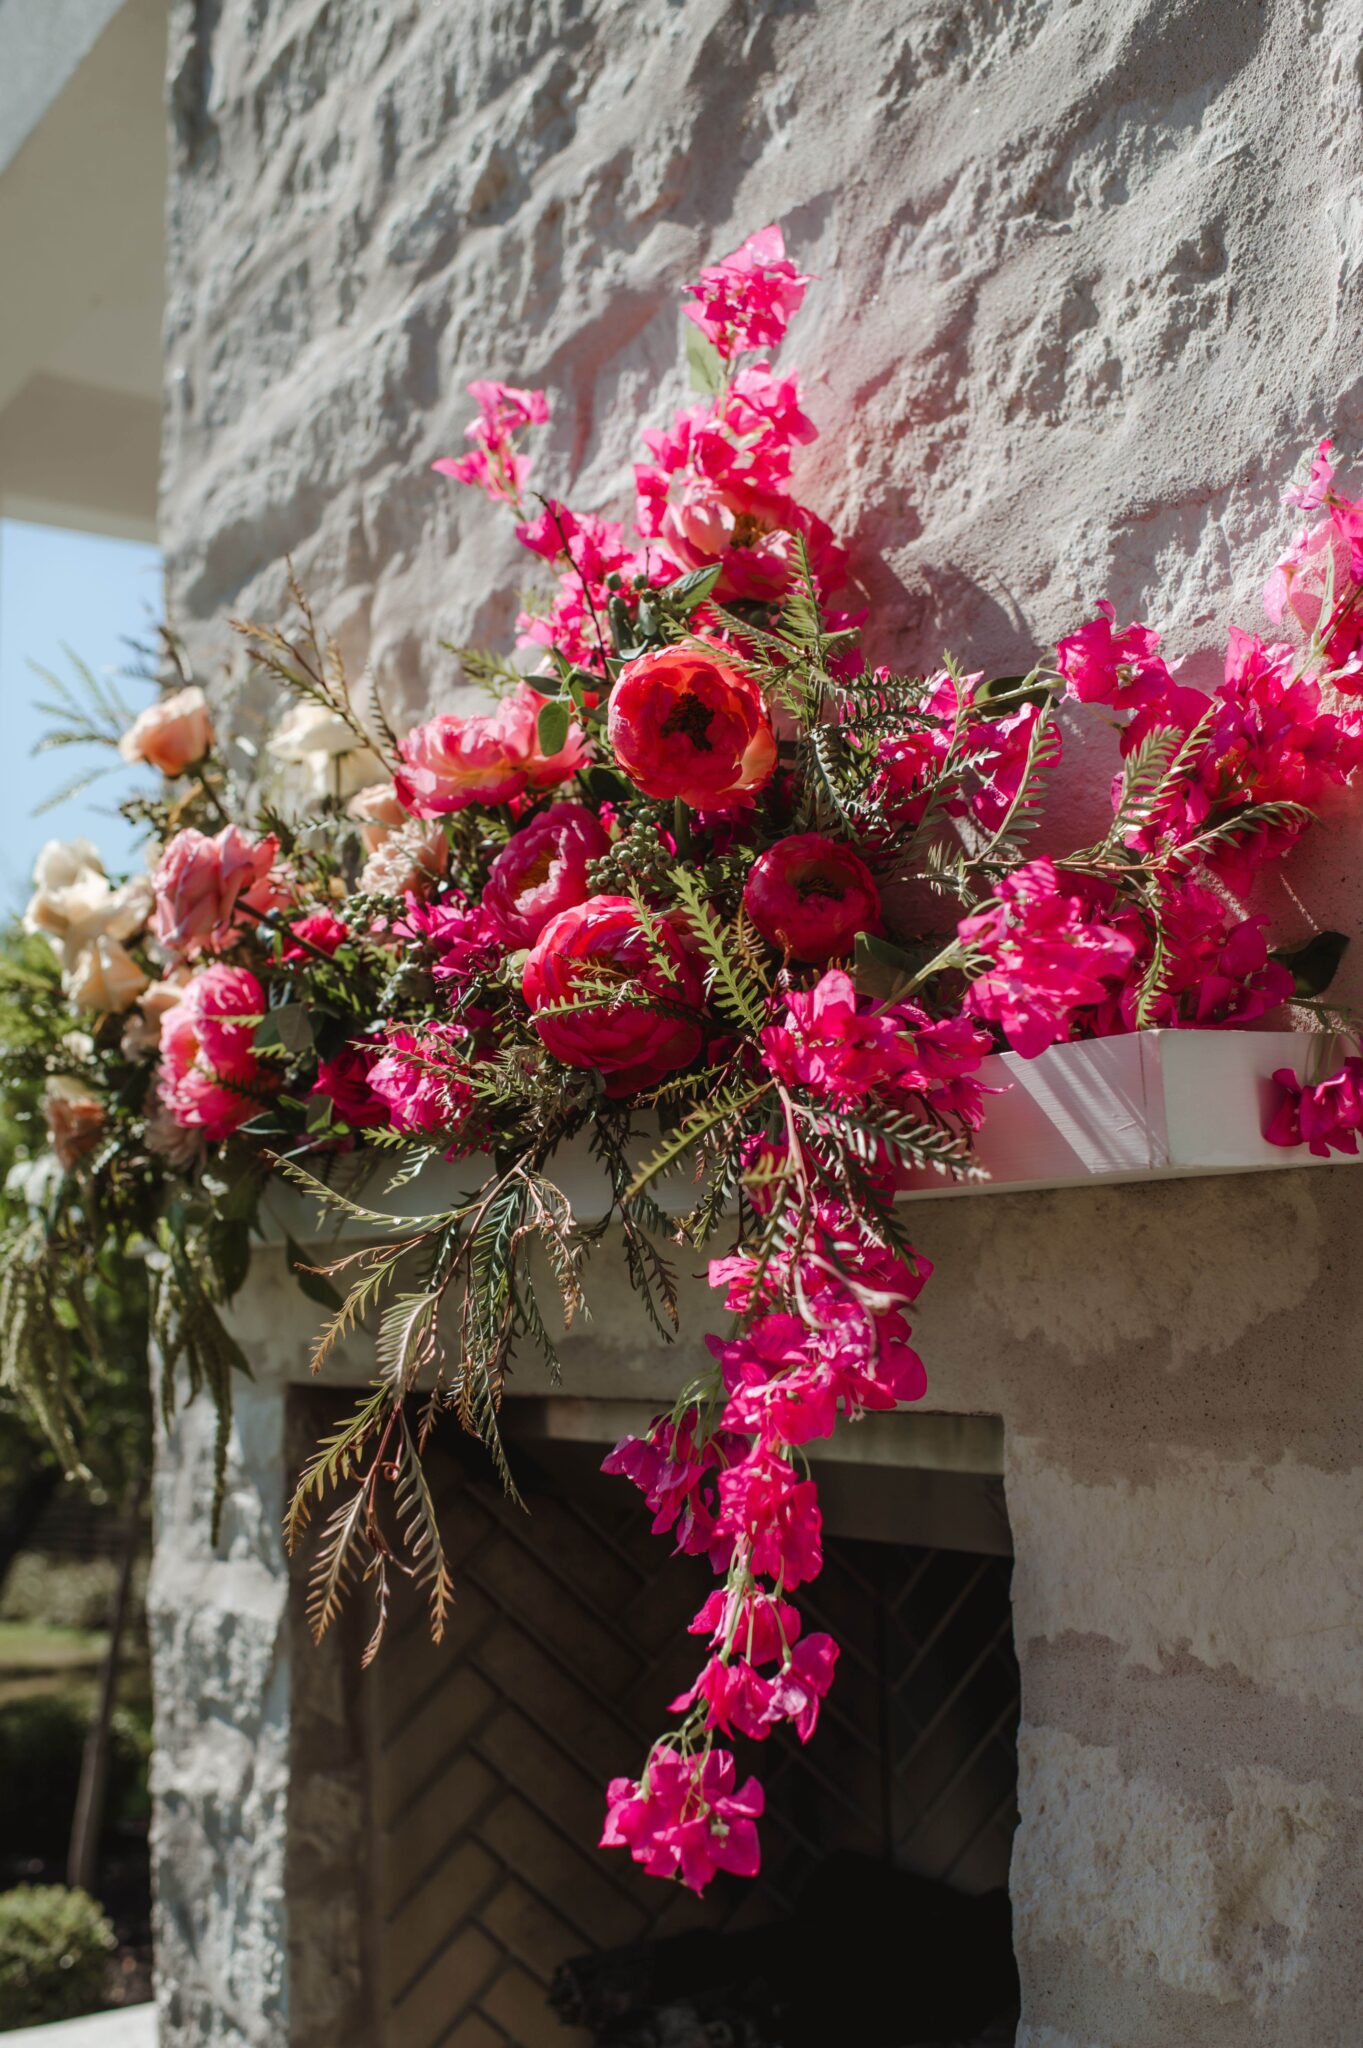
left=267, top=1028, right=1356, bottom=1247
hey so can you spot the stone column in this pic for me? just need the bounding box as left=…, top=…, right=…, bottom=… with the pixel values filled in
left=148, top=1368, right=291, bottom=2047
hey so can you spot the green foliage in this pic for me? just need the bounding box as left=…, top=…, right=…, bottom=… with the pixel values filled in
left=0, top=1694, right=149, bottom=1848
left=0, top=1885, right=116, bottom=2029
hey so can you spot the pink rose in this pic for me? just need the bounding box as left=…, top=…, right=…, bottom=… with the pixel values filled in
left=151, top=825, right=281, bottom=958
left=743, top=834, right=880, bottom=963
left=395, top=684, right=588, bottom=817
left=482, top=802, right=608, bottom=947
left=118, top=686, right=214, bottom=776
left=522, top=895, right=705, bottom=1095
left=607, top=645, right=776, bottom=810
left=157, top=964, right=277, bottom=1142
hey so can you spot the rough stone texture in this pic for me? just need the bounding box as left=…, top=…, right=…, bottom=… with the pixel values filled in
left=157, top=3, right=1363, bottom=2043
left=148, top=1370, right=290, bottom=2048
left=164, top=0, right=1363, bottom=988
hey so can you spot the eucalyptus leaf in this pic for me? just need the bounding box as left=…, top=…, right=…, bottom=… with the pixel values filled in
left=537, top=698, right=572, bottom=757
left=685, top=322, right=725, bottom=398
left=255, top=1004, right=315, bottom=1054
left=285, top=1232, right=343, bottom=1311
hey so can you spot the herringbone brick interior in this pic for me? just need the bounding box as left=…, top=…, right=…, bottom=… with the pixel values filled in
left=371, top=1435, right=1019, bottom=2048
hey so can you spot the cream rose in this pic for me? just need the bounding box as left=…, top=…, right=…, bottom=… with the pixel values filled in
left=118, top=686, right=213, bottom=776
left=348, top=781, right=408, bottom=851
left=24, top=839, right=113, bottom=949
left=270, top=703, right=387, bottom=802
left=65, top=935, right=151, bottom=1014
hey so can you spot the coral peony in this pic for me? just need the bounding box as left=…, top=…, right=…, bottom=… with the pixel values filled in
left=743, top=833, right=880, bottom=962
left=607, top=645, right=776, bottom=810
left=483, top=803, right=609, bottom=948
left=151, top=825, right=281, bottom=958
left=157, top=965, right=276, bottom=1141
left=118, top=686, right=214, bottom=776
left=395, top=684, right=587, bottom=816
left=523, top=895, right=705, bottom=1095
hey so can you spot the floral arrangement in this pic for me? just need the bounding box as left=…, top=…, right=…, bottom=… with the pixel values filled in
left=4, top=227, right=1363, bottom=1896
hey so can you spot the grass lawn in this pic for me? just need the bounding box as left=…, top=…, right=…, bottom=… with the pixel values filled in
left=0, top=1620, right=110, bottom=1706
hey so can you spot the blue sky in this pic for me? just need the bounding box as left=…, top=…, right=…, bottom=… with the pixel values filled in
left=0, top=520, right=163, bottom=910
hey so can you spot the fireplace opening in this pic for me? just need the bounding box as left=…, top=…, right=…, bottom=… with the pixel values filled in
left=324, top=1401, right=1020, bottom=2048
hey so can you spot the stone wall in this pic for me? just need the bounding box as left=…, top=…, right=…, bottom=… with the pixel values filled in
left=155, top=3, right=1363, bottom=2044
left=164, top=0, right=1363, bottom=988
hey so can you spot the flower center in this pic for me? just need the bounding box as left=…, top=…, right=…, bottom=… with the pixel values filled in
left=660, top=690, right=717, bottom=751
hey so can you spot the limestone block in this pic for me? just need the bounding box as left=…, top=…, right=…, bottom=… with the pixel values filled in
left=148, top=1369, right=292, bottom=2048
left=163, top=0, right=1363, bottom=996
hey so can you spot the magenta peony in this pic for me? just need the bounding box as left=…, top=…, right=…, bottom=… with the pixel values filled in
left=607, top=645, right=776, bottom=810
left=522, top=895, right=705, bottom=1095
left=743, top=833, right=880, bottom=962
left=157, top=965, right=276, bottom=1141
left=394, top=684, right=588, bottom=817
left=482, top=802, right=608, bottom=947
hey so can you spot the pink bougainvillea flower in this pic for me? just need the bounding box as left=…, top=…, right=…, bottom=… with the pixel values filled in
left=601, top=1744, right=764, bottom=1892
left=389, top=892, right=502, bottom=995
left=683, top=225, right=811, bottom=360
left=715, top=1446, right=823, bottom=1587
left=309, top=1039, right=390, bottom=1129
left=602, top=1409, right=745, bottom=1566
left=960, top=859, right=1138, bottom=1058
left=608, top=644, right=777, bottom=810
left=1265, top=1057, right=1363, bottom=1156
left=1119, top=629, right=1363, bottom=881
left=157, top=964, right=276, bottom=1142
left=743, top=833, right=881, bottom=962
left=151, top=824, right=281, bottom=959
left=395, top=684, right=588, bottom=816
left=1283, top=437, right=1335, bottom=512
left=523, top=894, right=705, bottom=1095
left=688, top=1587, right=803, bottom=1666
left=483, top=802, right=609, bottom=948
left=760, top=969, right=913, bottom=1101
left=1056, top=601, right=1176, bottom=710
left=432, top=380, right=549, bottom=505
left=366, top=1023, right=481, bottom=1147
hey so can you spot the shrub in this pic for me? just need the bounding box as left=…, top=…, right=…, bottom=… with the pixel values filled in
left=0, top=1885, right=115, bottom=2028
left=0, top=1695, right=151, bottom=1849
left=0, top=1552, right=149, bottom=1634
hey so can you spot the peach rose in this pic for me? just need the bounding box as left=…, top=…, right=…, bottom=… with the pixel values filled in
left=348, top=781, right=408, bottom=852
left=119, top=687, right=213, bottom=776
left=44, top=1077, right=107, bottom=1172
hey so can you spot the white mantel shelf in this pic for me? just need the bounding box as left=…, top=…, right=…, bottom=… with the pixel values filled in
left=272, top=1029, right=1355, bottom=1246
left=897, top=1027, right=1353, bottom=1201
